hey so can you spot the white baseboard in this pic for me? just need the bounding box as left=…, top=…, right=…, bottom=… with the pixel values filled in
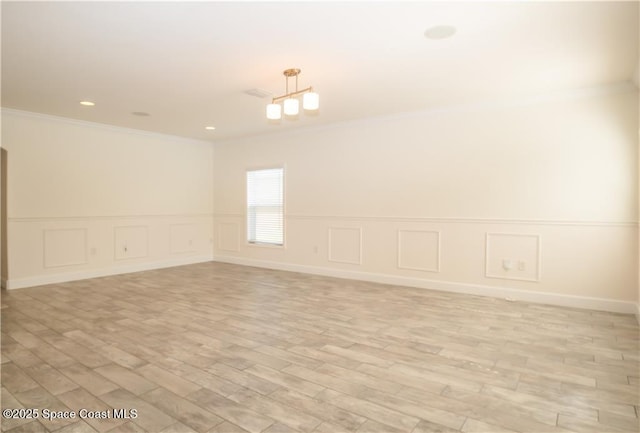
left=214, top=255, right=638, bottom=315
left=5, top=253, right=637, bottom=317
left=4, top=254, right=214, bottom=290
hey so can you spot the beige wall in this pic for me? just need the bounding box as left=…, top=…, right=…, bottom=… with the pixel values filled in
left=2, top=109, right=214, bottom=288
left=214, top=88, right=639, bottom=313
left=3, top=87, right=639, bottom=314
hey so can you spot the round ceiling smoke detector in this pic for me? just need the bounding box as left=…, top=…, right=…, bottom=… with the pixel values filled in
left=424, top=25, right=456, bottom=40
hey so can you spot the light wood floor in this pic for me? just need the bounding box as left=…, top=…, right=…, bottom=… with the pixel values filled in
left=1, top=262, right=638, bottom=433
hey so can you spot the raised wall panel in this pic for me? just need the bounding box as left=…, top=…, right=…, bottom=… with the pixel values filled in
left=486, top=232, right=541, bottom=282
left=8, top=215, right=214, bottom=289
left=114, top=226, right=148, bottom=260
left=398, top=230, right=440, bottom=272
left=328, top=227, right=362, bottom=265
left=218, top=222, right=239, bottom=252
left=170, top=223, right=196, bottom=254
left=44, top=228, right=87, bottom=268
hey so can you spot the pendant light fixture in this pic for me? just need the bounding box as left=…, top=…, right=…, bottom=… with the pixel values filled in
left=266, top=68, right=319, bottom=120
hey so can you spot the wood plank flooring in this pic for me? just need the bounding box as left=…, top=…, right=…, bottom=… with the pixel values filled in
left=1, top=262, right=638, bottom=433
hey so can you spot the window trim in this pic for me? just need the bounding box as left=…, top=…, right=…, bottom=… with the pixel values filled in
left=245, top=165, right=286, bottom=248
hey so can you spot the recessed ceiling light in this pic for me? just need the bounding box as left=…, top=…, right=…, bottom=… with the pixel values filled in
left=205, top=126, right=216, bottom=131
left=132, top=111, right=150, bottom=117
left=79, top=101, right=95, bottom=106
left=424, top=25, right=456, bottom=40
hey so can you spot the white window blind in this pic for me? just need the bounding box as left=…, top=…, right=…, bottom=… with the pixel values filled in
left=247, top=168, right=284, bottom=246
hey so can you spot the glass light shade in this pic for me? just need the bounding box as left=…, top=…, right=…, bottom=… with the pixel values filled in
left=266, top=103, right=282, bottom=120
left=303, top=92, right=319, bottom=110
left=283, top=98, right=299, bottom=116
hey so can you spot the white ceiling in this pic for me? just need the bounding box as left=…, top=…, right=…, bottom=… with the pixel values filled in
left=2, top=1, right=638, bottom=142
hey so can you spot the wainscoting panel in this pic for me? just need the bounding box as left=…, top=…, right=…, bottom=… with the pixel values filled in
left=170, top=223, right=197, bottom=254
left=397, top=229, right=440, bottom=272
left=485, top=232, right=541, bottom=282
left=218, top=222, right=240, bottom=252
left=114, top=225, right=149, bottom=260
left=213, top=213, right=636, bottom=311
left=328, top=227, right=362, bottom=265
left=7, top=215, right=213, bottom=289
left=44, top=228, right=87, bottom=268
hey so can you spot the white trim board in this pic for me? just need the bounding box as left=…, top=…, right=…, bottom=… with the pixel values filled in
left=5, top=253, right=636, bottom=317
left=213, top=212, right=637, bottom=227
left=4, top=254, right=213, bottom=290
left=9, top=213, right=214, bottom=223
left=214, top=255, right=637, bottom=315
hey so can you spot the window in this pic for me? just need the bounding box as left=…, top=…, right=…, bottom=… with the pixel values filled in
left=247, top=167, right=284, bottom=246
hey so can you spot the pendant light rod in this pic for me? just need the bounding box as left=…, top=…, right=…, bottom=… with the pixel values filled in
left=272, top=68, right=313, bottom=103
left=271, top=86, right=315, bottom=104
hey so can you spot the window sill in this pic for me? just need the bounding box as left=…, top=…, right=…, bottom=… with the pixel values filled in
left=247, top=242, right=285, bottom=249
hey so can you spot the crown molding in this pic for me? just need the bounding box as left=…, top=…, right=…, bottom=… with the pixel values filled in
left=1, top=108, right=213, bottom=147
left=214, top=81, right=638, bottom=145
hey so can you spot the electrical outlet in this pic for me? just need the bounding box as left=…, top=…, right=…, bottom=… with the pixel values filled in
left=518, top=260, right=526, bottom=271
